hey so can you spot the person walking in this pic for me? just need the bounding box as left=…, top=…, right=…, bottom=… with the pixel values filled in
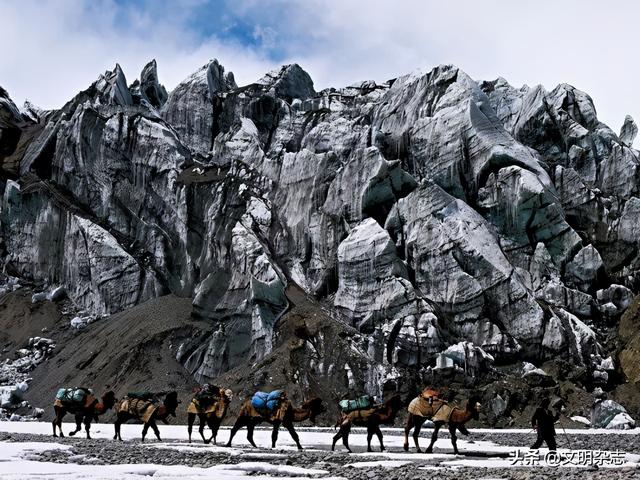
left=530, top=398, right=560, bottom=450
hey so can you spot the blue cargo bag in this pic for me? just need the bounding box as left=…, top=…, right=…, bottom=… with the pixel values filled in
left=252, top=390, right=283, bottom=411
left=251, top=392, right=269, bottom=410
left=266, top=390, right=283, bottom=411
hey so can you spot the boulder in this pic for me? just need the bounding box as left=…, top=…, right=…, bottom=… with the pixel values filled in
left=564, top=245, right=604, bottom=292
left=591, top=399, right=634, bottom=429
left=597, top=284, right=634, bottom=311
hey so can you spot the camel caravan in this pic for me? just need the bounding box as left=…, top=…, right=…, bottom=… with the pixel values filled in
left=50, top=385, right=482, bottom=452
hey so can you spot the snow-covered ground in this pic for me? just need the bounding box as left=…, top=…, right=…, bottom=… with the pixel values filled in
left=0, top=422, right=639, bottom=479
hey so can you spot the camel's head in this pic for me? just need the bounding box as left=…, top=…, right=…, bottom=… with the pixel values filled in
left=224, top=389, right=234, bottom=401
left=420, top=388, right=440, bottom=400
left=102, top=391, right=117, bottom=410
left=305, top=397, right=326, bottom=423
left=163, top=391, right=180, bottom=417
left=467, top=395, right=482, bottom=419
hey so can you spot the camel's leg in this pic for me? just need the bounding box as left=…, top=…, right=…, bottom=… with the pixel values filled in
left=114, top=414, right=124, bottom=441
left=68, top=414, right=82, bottom=436
left=284, top=420, right=302, bottom=450
left=150, top=419, right=161, bottom=441
left=247, top=421, right=257, bottom=448
left=209, top=416, right=221, bottom=444
left=413, top=418, right=425, bottom=453
left=457, top=423, right=470, bottom=436
left=226, top=416, right=247, bottom=447
left=187, top=413, right=195, bottom=443
left=403, top=413, right=414, bottom=451
left=366, top=426, right=374, bottom=452
left=271, top=421, right=281, bottom=449
left=56, top=411, right=65, bottom=438
left=84, top=416, right=92, bottom=439
left=198, top=414, right=208, bottom=444
left=449, top=424, right=459, bottom=455
left=331, top=428, right=343, bottom=451
left=52, top=408, right=63, bottom=437
left=425, top=423, right=441, bottom=453
left=374, top=425, right=385, bottom=452
left=141, top=422, right=150, bottom=442
left=342, top=424, right=352, bottom=453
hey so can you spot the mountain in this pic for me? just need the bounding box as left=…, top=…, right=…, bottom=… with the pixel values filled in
left=1, top=60, right=639, bottom=425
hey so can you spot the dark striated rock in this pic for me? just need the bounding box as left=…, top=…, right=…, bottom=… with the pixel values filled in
left=620, top=115, right=637, bottom=147
left=139, top=59, right=168, bottom=108
left=256, top=64, right=315, bottom=102
left=162, top=59, right=236, bottom=155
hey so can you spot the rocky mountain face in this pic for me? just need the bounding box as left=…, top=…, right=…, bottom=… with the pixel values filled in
left=1, top=60, right=639, bottom=413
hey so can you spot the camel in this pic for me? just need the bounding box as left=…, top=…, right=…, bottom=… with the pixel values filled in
left=403, top=388, right=445, bottom=452
left=113, top=391, right=179, bottom=441
left=404, top=393, right=482, bottom=454
left=332, top=395, right=404, bottom=453
left=187, top=387, right=233, bottom=444
left=226, top=395, right=325, bottom=449
left=52, top=389, right=116, bottom=439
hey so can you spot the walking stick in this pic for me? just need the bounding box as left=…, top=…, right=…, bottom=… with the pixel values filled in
left=560, top=420, right=573, bottom=449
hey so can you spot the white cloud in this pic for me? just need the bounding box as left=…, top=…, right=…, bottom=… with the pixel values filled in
left=252, top=0, right=639, bottom=136
left=0, top=0, right=276, bottom=109
left=0, top=0, right=637, bottom=140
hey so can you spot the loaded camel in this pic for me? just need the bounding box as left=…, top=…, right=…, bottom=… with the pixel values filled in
left=52, top=388, right=116, bottom=439
left=226, top=393, right=325, bottom=449
left=113, top=391, right=179, bottom=441
left=187, top=386, right=233, bottom=444
left=403, top=389, right=482, bottom=454
left=332, top=395, right=404, bottom=453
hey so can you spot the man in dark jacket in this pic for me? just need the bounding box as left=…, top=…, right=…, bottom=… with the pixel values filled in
left=531, top=398, right=560, bottom=450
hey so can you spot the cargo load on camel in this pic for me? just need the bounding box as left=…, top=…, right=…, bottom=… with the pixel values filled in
left=408, top=388, right=444, bottom=417
left=127, top=391, right=155, bottom=401
left=118, top=397, right=158, bottom=423
left=251, top=390, right=285, bottom=412
left=339, top=395, right=374, bottom=413
left=193, top=385, right=221, bottom=408
left=55, top=388, right=95, bottom=408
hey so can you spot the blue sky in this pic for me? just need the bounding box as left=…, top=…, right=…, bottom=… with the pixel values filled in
left=1, top=0, right=638, bottom=141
